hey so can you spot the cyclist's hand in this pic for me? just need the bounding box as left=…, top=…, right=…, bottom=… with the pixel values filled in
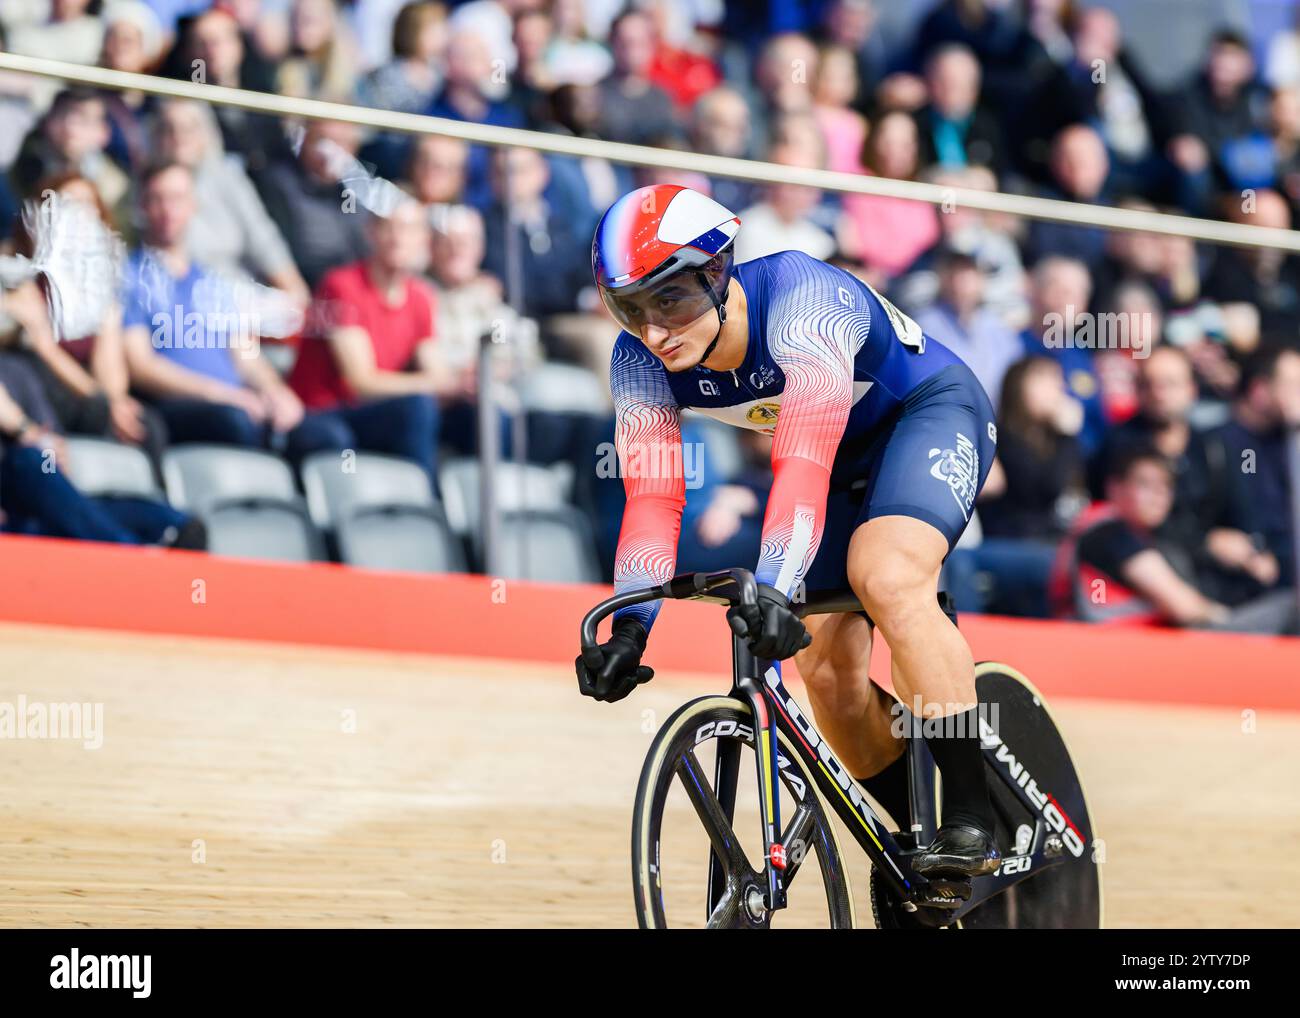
left=726, top=583, right=811, bottom=660
left=576, top=616, right=653, bottom=703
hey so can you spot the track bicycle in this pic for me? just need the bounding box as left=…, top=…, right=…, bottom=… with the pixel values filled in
left=579, top=568, right=1103, bottom=929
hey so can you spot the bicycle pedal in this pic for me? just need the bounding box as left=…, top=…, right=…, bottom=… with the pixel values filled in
left=917, top=878, right=972, bottom=909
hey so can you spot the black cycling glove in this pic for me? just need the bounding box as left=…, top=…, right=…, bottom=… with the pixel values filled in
left=576, top=616, right=653, bottom=703
left=726, top=583, right=811, bottom=660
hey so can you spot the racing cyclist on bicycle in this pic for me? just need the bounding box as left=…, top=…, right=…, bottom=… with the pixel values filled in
left=575, top=185, right=1001, bottom=878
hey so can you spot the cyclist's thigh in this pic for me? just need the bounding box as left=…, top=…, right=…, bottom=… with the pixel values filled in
left=859, top=365, right=997, bottom=552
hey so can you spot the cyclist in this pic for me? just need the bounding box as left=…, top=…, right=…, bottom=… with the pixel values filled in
left=576, top=185, right=1001, bottom=878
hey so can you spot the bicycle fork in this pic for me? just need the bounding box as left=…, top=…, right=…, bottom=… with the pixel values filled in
left=733, top=638, right=788, bottom=916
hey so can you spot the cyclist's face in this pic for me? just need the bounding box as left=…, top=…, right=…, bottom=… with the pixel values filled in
left=638, top=304, right=720, bottom=370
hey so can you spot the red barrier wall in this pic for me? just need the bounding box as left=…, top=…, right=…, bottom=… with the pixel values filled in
left=1, top=534, right=1297, bottom=710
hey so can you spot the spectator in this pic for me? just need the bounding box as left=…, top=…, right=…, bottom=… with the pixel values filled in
left=152, top=98, right=309, bottom=306
left=841, top=110, right=940, bottom=282
left=1207, top=347, right=1300, bottom=587
left=596, top=9, right=681, bottom=146
left=480, top=146, right=590, bottom=320
left=1020, top=255, right=1107, bottom=461
left=734, top=138, right=836, bottom=264
left=0, top=350, right=204, bottom=548
left=913, top=246, right=1021, bottom=407
left=168, top=7, right=288, bottom=175
left=1051, top=446, right=1297, bottom=633
left=10, top=88, right=131, bottom=229
left=1203, top=188, right=1300, bottom=345
left=1178, top=29, right=1272, bottom=194
left=818, top=0, right=888, bottom=113
left=692, top=86, right=757, bottom=213
left=405, top=133, right=469, bottom=213
left=275, top=0, right=361, bottom=105
left=257, top=119, right=371, bottom=290
left=1027, top=124, right=1112, bottom=271
left=507, top=6, right=555, bottom=128
left=355, top=1, right=448, bottom=115
left=98, top=1, right=166, bottom=177
left=1099, top=344, right=1282, bottom=606
left=121, top=161, right=304, bottom=447
left=543, top=83, right=633, bottom=219
left=643, top=2, right=721, bottom=111
left=286, top=196, right=447, bottom=480
left=914, top=44, right=1003, bottom=174
left=5, top=0, right=104, bottom=69
left=948, top=355, right=1085, bottom=616
left=1270, top=86, right=1300, bottom=219
left=813, top=44, right=867, bottom=175
left=4, top=172, right=163, bottom=466
left=542, top=0, right=613, bottom=88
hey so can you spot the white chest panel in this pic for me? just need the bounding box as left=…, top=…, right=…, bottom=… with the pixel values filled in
left=690, top=380, right=874, bottom=435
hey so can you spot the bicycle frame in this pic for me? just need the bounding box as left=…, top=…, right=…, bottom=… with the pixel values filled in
left=581, top=568, right=1076, bottom=922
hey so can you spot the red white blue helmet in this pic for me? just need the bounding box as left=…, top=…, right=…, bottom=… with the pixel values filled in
left=592, top=184, right=741, bottom=333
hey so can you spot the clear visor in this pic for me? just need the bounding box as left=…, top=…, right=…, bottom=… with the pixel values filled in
left=599, top=273, right=718, bottom=334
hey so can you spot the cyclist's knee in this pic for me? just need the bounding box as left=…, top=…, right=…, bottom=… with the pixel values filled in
left=851, top=552, right=939, bottom=633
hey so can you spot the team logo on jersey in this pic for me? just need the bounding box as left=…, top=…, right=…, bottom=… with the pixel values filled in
left=749, top=364, right=777, bottom=389
left=928, top=433, right=979, bottom=521
left=746, top=402, right=781, bottom=430
left=699, top=379, right=720, bottom=396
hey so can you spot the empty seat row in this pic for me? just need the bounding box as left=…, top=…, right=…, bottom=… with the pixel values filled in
left=56, top=437, right=600, bottom=581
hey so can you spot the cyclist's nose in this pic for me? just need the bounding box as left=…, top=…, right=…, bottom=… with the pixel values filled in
left=641, top=324, right=671, bottom=349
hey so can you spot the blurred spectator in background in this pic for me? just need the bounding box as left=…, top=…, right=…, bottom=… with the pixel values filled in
left=98, top=1, right=167, bottom=176
left=5, top=0, right=104, bottom=69
left=643, top=0, right=721, bottom=111
left=914, top=44, right=1002, bottom=175
left=258, top=119, right=370, bottom=290
left=1052, top=446, right=1297, bottom=633
left=1099, top=344, right=1282, bottom=607
left=1179, top=29, right=1272, bottom=197
left=817, top=0, right=887, bottom=111
left=596, top=8, right=680, bottom=146
left=121, top=162, right=304, bottom=447
left=0, top=350, right=204, bottom=547
left=169, top=7, right=287, bottom=176
left=404, top=133, right=468, bottom=215
left=1270, top=86, right=1300, bottom=219
left=4, top=172, right=163, bottom=465
left=913, top=245, right=1020, bottom=407
left=276, top=0, right=361, bottom=104
left=1020, top=255, right=1107, bottom=461
left=734, top=137, right=835, bottom=263
left=948, top=355, right=1085, bottom=616
left=543, top=0, right=613, bottom=88
left=356, top=1, right=447, bottom=115
left=11, top=88, right=131, bottom=230
left=896, top=165, right=1027, bottom=325
left=543, top=83, right=632, bottom=219
left=287, top=197, right=447, bottom=479
left=842, top=110, right=940, bottom=283
left=1203, top=188, right=1300, bottom=345
left=1028, top=124, right=1112, bottom=272
left=481, top=146, right=589, bottom=320
left=813, top=44, right=867, bottom=175
left=692, top=86, right=757, bottom=213
left=508, top=6, right=555, bottom=128
left=1208, top=347, right=1300, bottom=588
left=152, top=98, right=309, bottom=306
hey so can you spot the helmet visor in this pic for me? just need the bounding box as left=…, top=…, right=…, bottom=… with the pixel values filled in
left=599, top=276, right=718, bottom=333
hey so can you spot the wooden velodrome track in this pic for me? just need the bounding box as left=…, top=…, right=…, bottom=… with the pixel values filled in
left=2, top=616, right=1299, bottom=928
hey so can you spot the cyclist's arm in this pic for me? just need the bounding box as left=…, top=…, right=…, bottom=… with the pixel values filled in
left=757, top=292, right=862, bottom=599
left=610, top=338, right=686, bottom=633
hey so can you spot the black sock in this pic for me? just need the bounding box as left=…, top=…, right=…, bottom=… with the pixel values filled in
left=922, top=707, right=994, bottom=832
left=856, top=748, right=909, bottom=827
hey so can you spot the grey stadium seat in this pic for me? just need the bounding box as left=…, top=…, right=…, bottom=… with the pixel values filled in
left=336, top=506, right=466, bottom=574
left=162, top=445, right=298, bottom=513
left=61, top=436, right=162, bottom=499
left=300, top=450, right=435, bottom=530
left=204, top=502, right=324, bottom=562
left=496, top=508, right=601, bottom=583
left=516, top=362, right=608, bottom=415
left=439, top=458, right=570, bottom=542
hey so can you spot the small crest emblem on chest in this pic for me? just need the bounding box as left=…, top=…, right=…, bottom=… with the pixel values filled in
left=746, top=402, right=781, bottom=428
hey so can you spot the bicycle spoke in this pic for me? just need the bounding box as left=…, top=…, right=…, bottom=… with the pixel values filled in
left=676, top=750, right=749, bottom=878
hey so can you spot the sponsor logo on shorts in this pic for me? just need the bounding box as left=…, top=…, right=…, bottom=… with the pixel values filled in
left=928, top=432, right=979, bottom=521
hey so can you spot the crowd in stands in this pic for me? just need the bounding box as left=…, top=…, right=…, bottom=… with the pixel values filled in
left=0, top=0, right=1298, bottom=634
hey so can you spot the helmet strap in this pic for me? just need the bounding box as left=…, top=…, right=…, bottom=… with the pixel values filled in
left=694, top=270, right=728, bottom=369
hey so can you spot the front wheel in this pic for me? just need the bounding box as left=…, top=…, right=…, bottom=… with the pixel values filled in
left=632, top=695, right=856, bottom=928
